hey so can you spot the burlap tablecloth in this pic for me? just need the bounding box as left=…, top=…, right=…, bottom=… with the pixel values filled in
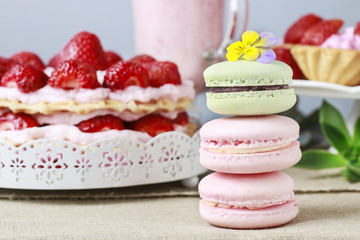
left=1, top=167, right=360, bottom=239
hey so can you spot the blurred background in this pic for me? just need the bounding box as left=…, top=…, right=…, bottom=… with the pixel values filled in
left=0, top=0, right=359, bottom=122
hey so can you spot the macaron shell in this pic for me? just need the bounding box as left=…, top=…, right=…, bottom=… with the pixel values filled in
left=198, top=171, right=295, bottom=208
left=203, top=60, right=293, bottom=87
left=199, top=199, right=299, bottom=229
left=200, top=115, right=299, bottom=150
left=199, top=141, right=302, bottom=174
left=206, top=89, right=296, bottom=115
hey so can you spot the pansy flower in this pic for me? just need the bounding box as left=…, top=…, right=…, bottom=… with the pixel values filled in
left=226, top=31, right=277, bottom=63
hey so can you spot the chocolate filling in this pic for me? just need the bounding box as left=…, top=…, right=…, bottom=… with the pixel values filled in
left=210, top=85, right=289, bottom=93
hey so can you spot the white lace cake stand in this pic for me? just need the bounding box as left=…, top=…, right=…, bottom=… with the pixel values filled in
left=0, top=131, right=207, bottom=190
left=292, top=80, right=360, bottom=129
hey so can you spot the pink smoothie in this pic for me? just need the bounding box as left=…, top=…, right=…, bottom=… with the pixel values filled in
left=132, top=0, right=224, bottom=93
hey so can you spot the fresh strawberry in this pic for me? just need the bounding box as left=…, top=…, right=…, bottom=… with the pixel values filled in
left=129, top=54, right=156, bottom=65
left=128, top=114, right=174, bottom=137
left=0, top=66, right=5, bottom=80
left=284, top=14, right=323, bottom=44
left=0, top=112, right=39, bottom=131
left=48, top=54, right=62, bottom=68
left=301, top=19, right=344, bottom=46
left=142, top=61, right=181, bottom=87
left=1, top=64, right=48, bottom=93
left=274, top=47, right=304, bottom=79
left=0, top=57, right=18, bottom=69
left=48, top=60, right=100, bottom=89
left=355, top=22, right=360, bottom=35
left=171, top=112, right=189, bottom=126
left=49, top=31, right=107, bottom=70
left=77, top=114, right=125, bottom=133
left=103, top=61, right=149, bottom=89
left=0, top=57, right=18, bottom=79
left=10, top=51, right=45, bottom=70
left=105, top=51, right=122, bottom=67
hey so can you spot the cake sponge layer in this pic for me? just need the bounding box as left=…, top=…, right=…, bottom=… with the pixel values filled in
left=0, top=98, right=192, bottom=115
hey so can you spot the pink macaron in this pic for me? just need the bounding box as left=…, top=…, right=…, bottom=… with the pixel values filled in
left=199, top=171, right=299, bottom=229
left=199, top=115, right=301, bottom=174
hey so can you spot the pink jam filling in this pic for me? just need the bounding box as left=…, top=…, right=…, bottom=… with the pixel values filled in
left=200, top=137, right=297, bottom=149
left=207, top=199, right=297, bottom=210
left=34, top=110, right=182, bottom=125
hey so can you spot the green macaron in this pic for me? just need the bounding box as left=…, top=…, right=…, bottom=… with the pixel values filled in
left=203, top=60, right=296, bottom=115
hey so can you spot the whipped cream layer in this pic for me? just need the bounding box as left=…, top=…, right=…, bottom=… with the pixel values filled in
left=321, top=27, right=360, bottom=50
left=0, top=124, right=189, bottom=146
left=35, top=110, right=182, bottom=125
left=0, top=79, right=195, bottom=104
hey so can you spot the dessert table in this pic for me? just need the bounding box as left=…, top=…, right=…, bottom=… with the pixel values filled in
left=1, top=167, right=360, bottom=239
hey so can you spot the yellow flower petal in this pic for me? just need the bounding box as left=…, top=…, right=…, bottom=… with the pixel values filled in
left=226, top=51, right=241, bottom=62
left=242, top=31, right=260, bottom=46
left=226, top=41, right=246, bottom=61
left=227, top=41, right=246, bottom=53
left=242, top=46, right=260, bottom=61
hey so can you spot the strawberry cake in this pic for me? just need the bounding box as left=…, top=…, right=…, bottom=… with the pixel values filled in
left=0, top=31, right=196, bottom=146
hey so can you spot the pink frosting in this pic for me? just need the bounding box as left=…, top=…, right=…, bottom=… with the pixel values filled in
left=321, top=27, right=360, bottom=50
left=35, top=110, right=182, bottom=125
left=0, top=124, right=188, bottom=146
left=0, top=79, right=195, bottom=104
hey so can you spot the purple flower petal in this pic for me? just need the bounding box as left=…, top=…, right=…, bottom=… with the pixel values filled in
left=256, top=48, right=276, bottom=64
left=258, top=32, right=278, bottom=47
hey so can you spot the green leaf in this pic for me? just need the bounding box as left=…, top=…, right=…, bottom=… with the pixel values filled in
left=353, top=116, right=360, bottom=148
left=319, top=101, right=351, bottom=145
left=341, top=168, right=360, bottom=183
left=341, top=145, right=360, bottom=162
left=320, top=123, right=351, bottom=153
left=347, top=163, right=360, bottom=176
left=295, top=149, right=346, bottom=169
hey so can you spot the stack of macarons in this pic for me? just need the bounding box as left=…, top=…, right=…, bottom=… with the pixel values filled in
left=198, top=31, right=301, bottom=229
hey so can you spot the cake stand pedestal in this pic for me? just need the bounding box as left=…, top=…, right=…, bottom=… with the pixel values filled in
left=0, top=131, right=206, bottom=190
left=292, top=80, right=360, bottom=131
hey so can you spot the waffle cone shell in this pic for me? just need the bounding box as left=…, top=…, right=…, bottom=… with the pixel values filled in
left=291, top=45, right=360, bottom=86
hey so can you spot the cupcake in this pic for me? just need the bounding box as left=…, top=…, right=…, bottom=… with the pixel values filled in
left=291, top=26, right=360, bottom=85
left=283, top=13, right=360, bottom=86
